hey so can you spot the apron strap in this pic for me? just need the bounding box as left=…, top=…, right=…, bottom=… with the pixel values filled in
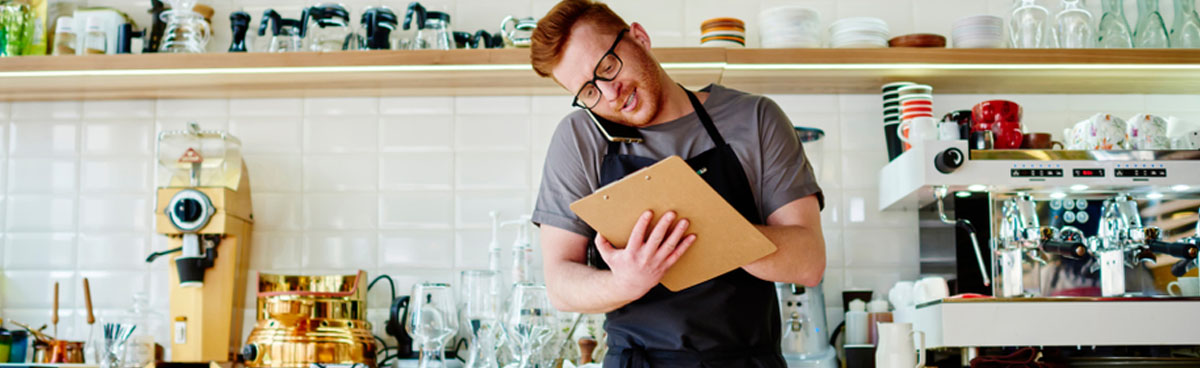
left=682, top=85, right=728, bottom=148
left=607, top=140, right=621, bottom=156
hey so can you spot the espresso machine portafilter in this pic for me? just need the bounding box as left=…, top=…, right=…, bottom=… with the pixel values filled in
left=1090, top=194, right=1199, bottom=296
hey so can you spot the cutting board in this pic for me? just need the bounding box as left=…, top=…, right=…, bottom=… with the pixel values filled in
left=569, top=155, right=777, bottom=291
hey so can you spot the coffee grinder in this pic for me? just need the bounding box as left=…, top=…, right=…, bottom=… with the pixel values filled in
left=147, top=122, right=253, bottom=363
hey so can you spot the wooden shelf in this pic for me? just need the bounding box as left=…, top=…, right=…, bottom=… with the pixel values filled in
left=1, top=48, right=1198, bottom=101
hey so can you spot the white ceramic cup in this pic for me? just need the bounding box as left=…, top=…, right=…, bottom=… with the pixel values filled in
left=937, top=120, right=961, bottom=140
left=1127, top=113, right=1170, bottom=149
left=898, top=117, right=938, bottom=149
left=1065, top=113, right=1129, bottom=150
left=889, top=281, right=915, bottom=308
left=1172, top=130, right=1200, bottom=150
left=1167, top=276, right=1200, bottom=297
left=912, top=276, right=950, bottom=305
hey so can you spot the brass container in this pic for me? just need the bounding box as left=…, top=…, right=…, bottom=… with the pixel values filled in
left=243, top=271, right=376, bottom=368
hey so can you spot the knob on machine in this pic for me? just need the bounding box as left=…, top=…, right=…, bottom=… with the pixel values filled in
left=935, top=147, right=965, bottom=174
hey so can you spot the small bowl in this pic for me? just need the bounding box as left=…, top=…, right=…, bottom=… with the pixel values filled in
left=888, top=33, right=947, bottom=47
left=972, top=100, right=1022, bottom=124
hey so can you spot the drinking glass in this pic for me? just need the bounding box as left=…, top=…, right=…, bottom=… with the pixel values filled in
left=460, top=270, right=502, bottom=368
left=1134, top=0, right=1170, bottom=47
left=1011, top=0, right=1058, bottom=48
left=505, top=283, right=556, bottom=368
left=1099, top=0, right=1135, bottom=47
left=407, top=282, right=458, bottom=368
left=1170, top=0, right=1200, bottom=47
left=1056, top=0, right=1095, bottom=48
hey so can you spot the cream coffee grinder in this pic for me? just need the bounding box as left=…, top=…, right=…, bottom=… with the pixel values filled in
left=148, top=122, right=254, bottom=363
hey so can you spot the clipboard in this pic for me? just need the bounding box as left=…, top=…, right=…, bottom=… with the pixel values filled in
left=569, top=155, right=777, bottom=291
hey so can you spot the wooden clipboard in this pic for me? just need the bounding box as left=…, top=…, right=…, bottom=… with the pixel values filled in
left=569, top=155, right=777, bottom=291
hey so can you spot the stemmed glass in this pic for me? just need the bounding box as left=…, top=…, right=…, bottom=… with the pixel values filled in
left=407, top=282, right=458, bottom=368
left=460, top=270, right=503, bottom=368
left=505, top=283, right=556, bottom=368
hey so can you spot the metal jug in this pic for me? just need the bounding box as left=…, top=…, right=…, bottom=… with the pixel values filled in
left=258, top=9, right=305, bottom=52
left=501, top=15, right=536, bottom=47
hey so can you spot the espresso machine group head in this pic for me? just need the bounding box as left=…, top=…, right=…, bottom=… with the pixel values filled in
left=147, top=122, right=254, bottom=363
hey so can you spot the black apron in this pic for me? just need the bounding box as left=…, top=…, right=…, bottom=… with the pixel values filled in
left=587, top=87, right=785, bottom=368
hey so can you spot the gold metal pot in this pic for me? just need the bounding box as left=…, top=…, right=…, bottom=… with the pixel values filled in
left=242, top=270, right=376, bottom=368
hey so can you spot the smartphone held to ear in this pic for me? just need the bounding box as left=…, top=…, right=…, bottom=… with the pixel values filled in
left=586, top=109, right=644, bottom=143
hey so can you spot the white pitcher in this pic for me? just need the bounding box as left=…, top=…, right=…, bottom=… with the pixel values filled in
left=875, top=322, right=925, bottom=368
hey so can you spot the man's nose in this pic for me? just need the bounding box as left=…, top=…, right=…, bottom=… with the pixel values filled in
left=596, top=79, right=622, bottom=105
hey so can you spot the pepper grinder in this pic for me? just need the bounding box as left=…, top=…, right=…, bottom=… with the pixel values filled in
left=229, top=11, right=250, bottom=52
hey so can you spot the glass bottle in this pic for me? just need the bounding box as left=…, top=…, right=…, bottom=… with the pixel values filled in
left=51, top=16, right=75, bottom=55
left=0, top=0, right=34, bottom=56
left=1099, top=0, right=1135, bottom=47
left=1134, top=0, right=1171, bottom=47
left=1170, top=0, right=1200, bottom=47
left=1011, top=0, right=1058, bottom=48
left=1056, top=0, right=1095, bottom=47
left=120, top=293, right=158, bottom=368
left=84, top=17, right=107, bottom=54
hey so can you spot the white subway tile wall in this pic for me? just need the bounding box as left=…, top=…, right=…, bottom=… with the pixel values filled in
left=1, top=0, right=1200, bottom=351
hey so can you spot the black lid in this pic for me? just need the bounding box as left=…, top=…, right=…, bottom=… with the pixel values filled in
left=425, top=11, right=449, bottom=24
left=364, top=7, right=398, bottom=27
left=312, top=4, right=349, bottom=23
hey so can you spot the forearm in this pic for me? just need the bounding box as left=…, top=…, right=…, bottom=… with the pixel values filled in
left=543, top=261, right=637, bottom=314
left=743, top=224, right=826, bottom=286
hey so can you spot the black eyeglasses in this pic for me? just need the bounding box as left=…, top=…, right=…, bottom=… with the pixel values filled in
left=571, top=28, right=628, bottom=110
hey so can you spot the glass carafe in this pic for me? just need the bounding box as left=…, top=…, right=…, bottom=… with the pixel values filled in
left=1099, top=0, right=1135, bottom=47
left=160, top=9, right=211, bottom=53
left=415, top=11, right=452, bottom=50
left=258, top=10, right=304, bottom=52
left=0, top=0, right=34, bottom=56
left=1170, top=0, right=1200, bottom=47
left=1056, top=0, right=1094, bottom=47
left=1134, top=0, right=1171, bottom=47
left=304, top=4, right=355, bottom=51
left=459, top=270, right=502, bottom=368
left=361, top=6, right=397, bottom=50
left=1011, top=0, right=1058, bottom=48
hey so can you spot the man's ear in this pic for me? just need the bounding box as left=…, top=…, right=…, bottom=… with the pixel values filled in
left=628, top=22, right=652, bottom=49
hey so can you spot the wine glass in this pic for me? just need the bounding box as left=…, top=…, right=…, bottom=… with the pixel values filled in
left=504, top=283, right=556, bottom=368
left=460, top=270, right=502, bottom=368
left=406, top=282, right=458, bottom=368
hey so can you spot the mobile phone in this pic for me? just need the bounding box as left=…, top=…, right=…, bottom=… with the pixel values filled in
left=585, top=109, right=643, bottom=143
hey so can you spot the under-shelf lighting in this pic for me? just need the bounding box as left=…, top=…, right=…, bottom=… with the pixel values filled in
left=723, top=63, right=1200, bottom=71
left=0, top=62, right=727, bottom=79
left=967, top=184, right=987, bottom=192
left=1172, top=184, right=1190, bottom=192
left=1050, top=192, right=1067, bottom=199
left=1147, top=192, right=1165, bottom=200
left=1070, top=184, right=1089, bottom=191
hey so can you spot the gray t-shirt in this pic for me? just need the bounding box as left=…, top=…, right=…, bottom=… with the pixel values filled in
left=532, top=84, right=823, bottom=236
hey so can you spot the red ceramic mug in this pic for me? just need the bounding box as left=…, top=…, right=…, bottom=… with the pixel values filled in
left=991, top=120, right=1024, bottom=149
left=972, top=100, right=1022, bottom=126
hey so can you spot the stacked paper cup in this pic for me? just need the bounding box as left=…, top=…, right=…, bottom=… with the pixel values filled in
left=830, top=17, right=889, bottom=48
left=759, top=7, right=821, bottom=48
left=898, top=84, right=935, bottom=152
left=701, top=18, right=746, bottom=48
left=952, top=15, right=1006, bottom=48
left=882, top=82, right=911, bottom=161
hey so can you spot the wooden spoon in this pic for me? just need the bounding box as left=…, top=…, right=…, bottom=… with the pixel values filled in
left=83, top=278, right=95, bottom=326
left=52, top=282, right=59, bottom=339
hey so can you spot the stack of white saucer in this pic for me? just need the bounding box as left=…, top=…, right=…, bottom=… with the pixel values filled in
left=829, top=17, right=889, bottom=48
left=952, top=15, right=1005, bottom=48
left=759, top=6, right=821, bottom=48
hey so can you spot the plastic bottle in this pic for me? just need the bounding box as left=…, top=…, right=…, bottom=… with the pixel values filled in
left=844, top=299, right=868, bottom=345
left=866, top=299, right=893, bottom=345
left=51, top=16, right=75, bottom=55
left=83, top=17, right=106, bottom=54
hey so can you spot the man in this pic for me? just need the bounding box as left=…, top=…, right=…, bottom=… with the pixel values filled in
left=529, top=1, right=826, bottom=366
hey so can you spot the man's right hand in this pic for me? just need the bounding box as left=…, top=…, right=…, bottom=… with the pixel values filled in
left=595, top=210, right=697, bottom=302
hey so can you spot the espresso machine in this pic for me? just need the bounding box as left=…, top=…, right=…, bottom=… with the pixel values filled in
left=879, top=140, right=1200, bottom=354
left=147, top=122, right=253, bottom=363
left=776, top=283, right=837, bottom=368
